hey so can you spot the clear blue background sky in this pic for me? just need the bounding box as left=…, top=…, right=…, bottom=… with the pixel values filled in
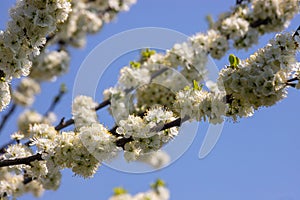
left=1, top=1, right=300, bottom=199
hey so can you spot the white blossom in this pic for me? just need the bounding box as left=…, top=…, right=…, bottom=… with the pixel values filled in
left=12, top=78, right=40, bottom=107
left=72, top=95, right=98, bottom=129
left=30, top=50, right=70, bottom=81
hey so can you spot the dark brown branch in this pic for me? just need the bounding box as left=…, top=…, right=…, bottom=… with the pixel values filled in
left=250, top=18, right=272, bottom=28
left=115, top=116, right=189, bottom=148
left=236, top=0, right=249, bottom=5
left=94, top=99, right=111, bottom=111
left=286, top=83, right=296, bottom=88
left=287, top=77, right=299, bottom=83
left=109, top=125, right=119, bottom=137
left=0, top=153, right=42, bottom=168
left=293, top=26, right=300, bottom=38
left=23, top=177, right=35, bottom=184
left=115, top=137, right=134, bottom=148
left=54, top=99, right=111, bottom=131
left=161, top=116, right=188, bottom=131
left=55, top=118, right=74, bottom=131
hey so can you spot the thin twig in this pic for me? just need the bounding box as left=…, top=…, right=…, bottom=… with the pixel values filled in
left=293, top=26, right=300, bottom=38
left=0, top=103, right=17, bottom=135
left=115, top=116, right=189, bottom=148
left=236, top=0, right=249, bottom=5
left=54, top=99, right=111, bottom=131
left=44, top=85, right=67, bottom=117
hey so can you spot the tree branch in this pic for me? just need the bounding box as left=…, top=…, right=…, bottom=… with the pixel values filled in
left=0, top=153, right=42, bottom=168
left=114, top=116, right=189, bottom=148
left=250, top=18, right=272, bottom=28
left=44, top=84, right=67, bottom=117
left=55, top=67, right=168, bottom=131
left=0, top=103, right=17, bottom=135
left=287, top=77, right=299, bottom=83
left=293, top=25, right=300, bottom=38
left=54, top=99, right=111, bottom=131
left=236, top=0, right=249, bottom=5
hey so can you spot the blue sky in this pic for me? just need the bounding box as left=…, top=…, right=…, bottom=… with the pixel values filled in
left=1, top=1, right=300, bottom=200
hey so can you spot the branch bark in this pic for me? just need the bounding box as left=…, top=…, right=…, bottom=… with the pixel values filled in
left=0, top=153, right=43, bottom=168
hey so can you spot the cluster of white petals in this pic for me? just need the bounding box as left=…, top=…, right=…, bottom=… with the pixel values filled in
left=107, top=0, right=300, bottom=117
left=135, top=150, right=170, bottom=169
left=119, top=67, right=151, bottom=89
left=0, top=81, right=11, bottom=111
left=17, top=109, right=56, bottom=138
left=116, top=107, right=178, bottom=162
left=103, top=87, right=135, bottom=122
left=0, top=166, right=47, bottom=198
left=79, top=123, right=121, bottom=162
left=72, top=95, right=98, bottom=129
left=0, top=0, right=71, bottom=111
left=250, top=0, right=300, bottom=34
left=175, top=89, right=227, bottom=124
left=109, top=182, right=170, bottom=200
left=29, top=123, right=99, bottom=178
left=12, top=78, right=40, bottom=107
left=30, top=50, right=70, bottom=81
left=218, top=32, right=299, bottom=120
left=1, top=1, right=300, bottom=199
left=175, top=32, right=300, bottom=122
left=51, top=0, right=137, bottom=47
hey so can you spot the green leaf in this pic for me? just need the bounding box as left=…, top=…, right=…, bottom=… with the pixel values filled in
left=228, top=54, right=240, bottom=69
left=184, top=85, right=190, bottom=91
left=151, top=179, right=166, bottom=190
left=229, top=54, right=236, bottom=66
left=205, top=14, right=214, bottom=29
left=141, top=48, right=156, bottom=59
left=130, top=61, right=141, bottom=69
left=60, top=83, right=67, bottom=93
left=236, top=56, right=240, bottom=66
left=193, top=80, right=202, bottom=91
left=113, top=187, right=127, bottom=196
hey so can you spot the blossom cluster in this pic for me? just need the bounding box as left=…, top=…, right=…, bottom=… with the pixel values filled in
left=27, top=96, right=119, bottom=178
left=175, top=88, right=227, bottom=124
left=175, top=32, right=300, bottom=122
left=116, top=106, right=178, bottom=162
left=0, top=0, right=71, bottom=111
left=12, top=78, right=40, bottom=107
left=2, top=29, right=297, bottom=199
left=72, top=95, right=98, bottom=129
left=109, top=179, right=170, bottom=200
left=51, top=0, right=137, bottom=47
left=1, top=1, right=300, bottom=199
left=135, top=150, right=171, bottom=169
left=218, top=32, right=299, bottom=120
left=103, top=87, right=135, bottom=123
left=30, top=50, right=70, bottom=81
left=0, top=166, right=46, bottom=198
left=107, top=0, right=300, bottom=118
left=17, top=109, right=56, bottom=138
left=213, top=0, right=300, bottom=49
